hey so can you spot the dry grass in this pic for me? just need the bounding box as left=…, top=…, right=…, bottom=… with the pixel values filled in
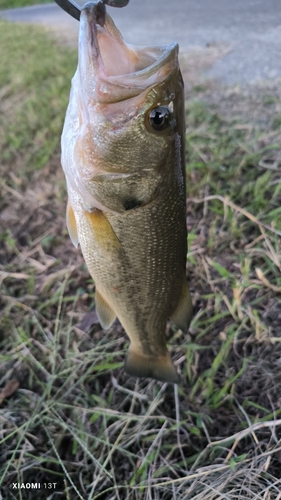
left=0, top=19, right=281, bottom=500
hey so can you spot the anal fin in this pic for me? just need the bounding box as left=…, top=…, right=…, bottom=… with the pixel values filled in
left=171, top=277, right=193, bottom=333
left=66, top=200, right=79, bottom=248
left=95, top=289, right=116, bottom=329
left=124, top=348, right=180, bottom=384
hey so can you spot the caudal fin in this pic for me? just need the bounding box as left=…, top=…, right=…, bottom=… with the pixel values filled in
left=124, top=348, right=180, bottom=384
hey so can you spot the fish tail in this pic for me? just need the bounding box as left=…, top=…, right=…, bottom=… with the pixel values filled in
left=124, top=348, right=180, bottom=384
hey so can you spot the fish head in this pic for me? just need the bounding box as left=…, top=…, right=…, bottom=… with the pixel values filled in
left=62, top=1, right=185, bottom=211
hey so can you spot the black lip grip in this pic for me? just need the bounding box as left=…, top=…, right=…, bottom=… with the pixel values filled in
left=54, top=0, right=81, bottom=20
left=54, top=0, right=130, bottom=21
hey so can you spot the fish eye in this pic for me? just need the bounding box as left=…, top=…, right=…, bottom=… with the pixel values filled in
left=148, top=106, right=171, bottom=131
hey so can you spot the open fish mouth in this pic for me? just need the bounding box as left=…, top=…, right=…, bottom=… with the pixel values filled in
left=78, top=1, right=179, bottom=103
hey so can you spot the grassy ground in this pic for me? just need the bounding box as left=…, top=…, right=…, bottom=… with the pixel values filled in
left=0, top=18, right=281, bottom=500
left=0, top=0, right=50, bottom=9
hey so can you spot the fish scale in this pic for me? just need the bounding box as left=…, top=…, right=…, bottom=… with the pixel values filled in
left=76, top=185, right=184, bottom=346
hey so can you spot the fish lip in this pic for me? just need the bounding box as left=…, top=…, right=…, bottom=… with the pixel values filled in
left=79, top=2, right=179, bottom=102
left=80, top=1, right=106, bottom=65
left=82, top=1, right=106, bottom=28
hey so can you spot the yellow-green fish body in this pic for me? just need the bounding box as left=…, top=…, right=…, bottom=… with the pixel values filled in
left=61, top=1, right=192, bottom=383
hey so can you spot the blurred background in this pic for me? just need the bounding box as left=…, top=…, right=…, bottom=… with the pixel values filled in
left=2, top=0, right=281, bottom=85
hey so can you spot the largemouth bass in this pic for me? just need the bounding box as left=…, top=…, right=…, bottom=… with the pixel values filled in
left=61, top=1, right=192, bottom=383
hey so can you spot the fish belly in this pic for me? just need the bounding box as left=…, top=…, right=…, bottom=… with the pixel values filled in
left=70, top=180, right=187, bottom=382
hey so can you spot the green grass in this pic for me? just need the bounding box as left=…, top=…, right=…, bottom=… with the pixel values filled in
left=1, top=18, right=281, bottom=500
left=0, top=20, right=77, bottom=195
left=0, top=0, right=50, bottom=9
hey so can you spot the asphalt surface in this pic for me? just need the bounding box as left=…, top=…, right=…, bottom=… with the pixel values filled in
left=1, top=0, right=281, bottom=85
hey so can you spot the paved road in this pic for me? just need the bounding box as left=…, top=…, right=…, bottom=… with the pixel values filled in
left=1, top=0, right=281, bottom=85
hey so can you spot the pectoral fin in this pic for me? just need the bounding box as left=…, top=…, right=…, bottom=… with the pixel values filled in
left=95, top=289, right=116, bottom=329
left=66, top=201, right=79, bottom=248
left=171, top=277, right=193, bottom=333
left=84, top=209, right=121, bottom=252
left=125, top=348, right=180, bottom=384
